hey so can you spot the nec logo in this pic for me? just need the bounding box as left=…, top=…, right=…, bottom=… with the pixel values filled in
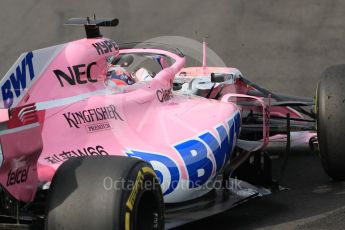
left=92, top=39, right=118, bottom=55
left=54, top=62, right=97, bottom=87
left=1, top=52, right=35, bottom=108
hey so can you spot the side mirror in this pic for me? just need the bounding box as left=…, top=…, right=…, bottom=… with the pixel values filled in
left=211, top=73, right=234, bottom=83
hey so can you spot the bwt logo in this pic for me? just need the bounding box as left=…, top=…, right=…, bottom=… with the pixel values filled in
left=53, top=62, right=97, bottom=87
left=1, top=52, right=35, bottom=108
left=127, top=112, right=241, bottom=196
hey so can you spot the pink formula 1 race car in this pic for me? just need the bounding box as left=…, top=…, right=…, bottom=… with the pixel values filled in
left=0, top=17, right=342, bottom=230
left=0, top=17, right=248, bottom=230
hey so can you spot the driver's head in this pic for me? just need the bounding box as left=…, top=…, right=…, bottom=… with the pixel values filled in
left=107, top=66, right=135, bottom=86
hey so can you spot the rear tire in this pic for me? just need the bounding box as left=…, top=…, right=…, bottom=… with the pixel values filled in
left=317, top=64, right=345, bottom=180
left=45, top=156, right=164, bottom=230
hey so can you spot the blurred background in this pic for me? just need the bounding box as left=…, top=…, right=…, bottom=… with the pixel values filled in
left=1, top=0, right=345, bottom=97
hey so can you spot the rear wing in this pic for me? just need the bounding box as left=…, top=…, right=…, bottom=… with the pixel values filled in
left=0, top=104, right=43, bottom=202
left=65, top=16, right=119, bottom=38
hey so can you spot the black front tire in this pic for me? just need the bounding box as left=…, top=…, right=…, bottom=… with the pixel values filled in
left=317, top=64, right=345, bottom=180
left=45, top=156, right=164, bottom=230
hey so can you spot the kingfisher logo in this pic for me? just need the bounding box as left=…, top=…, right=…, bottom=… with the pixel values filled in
left=63, top=105, right=124, bottom=128
left=1, top=52, right=35, bottom=108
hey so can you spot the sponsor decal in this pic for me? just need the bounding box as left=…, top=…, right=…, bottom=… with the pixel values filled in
left=1, top=52, right=35, bottom=108
left=127, top=112, right=241, bottom=195
left=126, top=170, right=143, bottom=211
left=44, top=145, right=109, bottom=164
left=6, top=165, right=30, bottom=186
left=156, top=88, right=173, bottom=103
left=125, top=166, right=156, bottom=230
left=63, top=105, right=124, bottom=129
left=92, top=39, right=119, bottom=55
left=53, top=62, right=97, bottom=87
left=86, top=122, right=112, bottom=133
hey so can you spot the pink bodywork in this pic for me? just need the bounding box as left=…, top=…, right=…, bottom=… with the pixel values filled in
left=177, top=66, right=304, bottom=119
left=0, top=38, right=240, bottom=203
left=176, top=66, right=314, bottom=150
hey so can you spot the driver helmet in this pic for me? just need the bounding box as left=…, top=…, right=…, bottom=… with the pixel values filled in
left=106, top=66, right=135, bottom=86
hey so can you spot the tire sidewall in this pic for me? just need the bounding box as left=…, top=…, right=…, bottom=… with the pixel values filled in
left=120, top=163, right=164, bottom=230
left=45, top=156, right=164, bottom=230
left=317, top=64, right=345, bottom=180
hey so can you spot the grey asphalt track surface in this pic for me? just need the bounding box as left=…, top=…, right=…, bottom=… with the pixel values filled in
left=1, top=0, right=345, bottom=229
